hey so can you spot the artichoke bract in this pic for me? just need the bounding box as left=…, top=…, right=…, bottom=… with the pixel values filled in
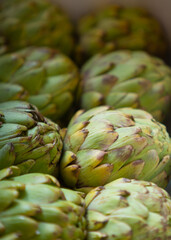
left=77, top=5, right=167, bottom=61
left=0, top=47, right=79, bottom=121
left=60, top=106, right=171, bottom=192
left=81, top=50, right=171, bottom=121
left=0, top=0, right=74, bottom=55
left=0, top=101, right=63, bottom=176
left=85, top=178, right=171, bottom=240
left=0, top=172, right=86, bottom=240
left=0, top=83, right=29, bottom=103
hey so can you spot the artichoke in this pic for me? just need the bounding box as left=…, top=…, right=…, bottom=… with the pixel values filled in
left=0, top=172, right=86, bottom=240
left=81, top=50, right=171, bottom=121
left=0, top=47, right=79, bottom=121
left=0, top=101, right=63, bottom=176
left=60, top=106, right=171, bottom=192
left=77, top=5, right=167, bottom=61
left=85, top=178, right=171, bottom=240
left=0, top=0, right=74, bottom=55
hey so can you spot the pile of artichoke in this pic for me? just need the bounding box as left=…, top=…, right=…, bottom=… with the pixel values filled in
left=0, top=0, right=171, bottom=239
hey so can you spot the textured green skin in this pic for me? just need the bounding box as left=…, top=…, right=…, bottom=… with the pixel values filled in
left=0, top=0, right=74, bottom=55
left=0, top=47, right=79, bottom=121
left=77, top=5, right=167, bottom=61
left=0, top=172, right=86, bottom=240
left=81, top=50, right=171, bottom=121
left=85, top=178, right=171, bottom=240
left=0, top=101, right=63, bottom=176
left=60, top=106, right=171, bottom=192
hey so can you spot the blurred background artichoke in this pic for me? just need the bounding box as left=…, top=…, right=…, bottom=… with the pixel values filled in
left=0, top=0, right=74, bottom=55
left=77, top=5, right=167, bottom=62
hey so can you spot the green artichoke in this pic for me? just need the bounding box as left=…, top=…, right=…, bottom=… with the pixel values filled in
left=0, top=172, right=86, bottom=240
left=81, top=50, right=171, bottom=121
left=85, top=178, right=171, bottom=240
left=0, top=0, right=74, bottom=55
left=60, top=106, right=171, bottom=192
left=77, top=5, right=167, bottom=61
left=0, top=47, right=79, bottom=121
left=0, top=100, right=63, bottom=176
